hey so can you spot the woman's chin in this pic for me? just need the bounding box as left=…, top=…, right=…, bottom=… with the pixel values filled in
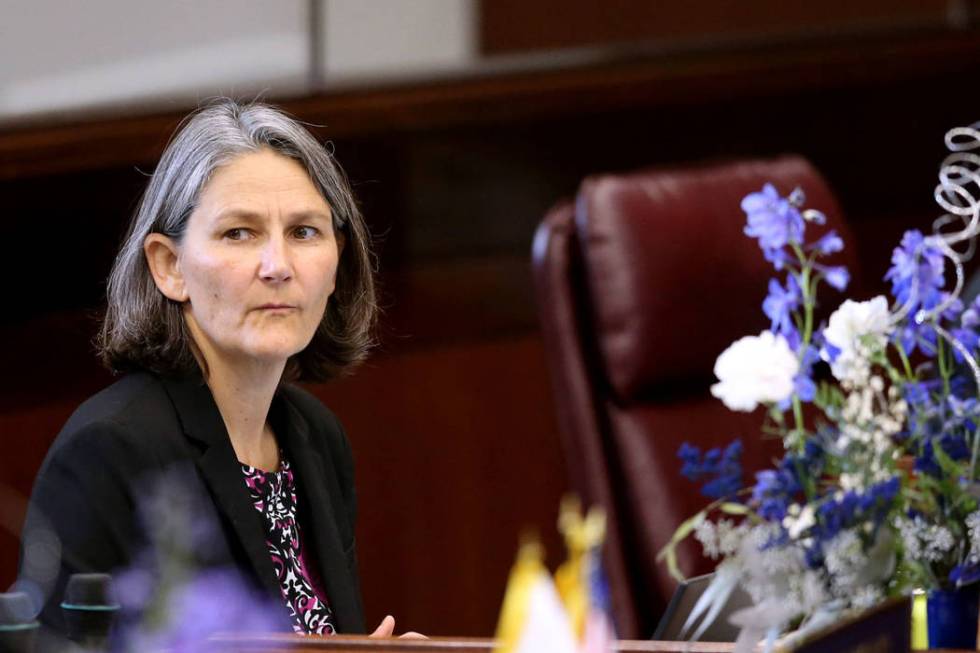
left=235, top=339, right=307, bottom=366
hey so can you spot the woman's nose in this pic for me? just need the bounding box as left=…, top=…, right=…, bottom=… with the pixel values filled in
left=258, top=236, right=293, bottom=283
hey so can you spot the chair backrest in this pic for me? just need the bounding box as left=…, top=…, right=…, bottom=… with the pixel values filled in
left=532, top=156, right=859, bottom=638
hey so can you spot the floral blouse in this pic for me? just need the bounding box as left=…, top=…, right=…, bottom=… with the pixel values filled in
left=241, top=458, right=337, bottom=635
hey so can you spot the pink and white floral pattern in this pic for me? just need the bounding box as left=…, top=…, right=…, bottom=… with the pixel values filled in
left=242, top=458, right=336, bottom=635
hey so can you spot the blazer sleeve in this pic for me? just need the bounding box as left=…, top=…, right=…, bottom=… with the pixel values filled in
left=18, top=420, right=145, bottom=630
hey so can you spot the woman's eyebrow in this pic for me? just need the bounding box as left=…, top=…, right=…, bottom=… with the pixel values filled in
left=288, top=209, right=332, bottom=223
left=212, top=208, right=332, bottom=222
left=213, top=208, right=263, bottom=223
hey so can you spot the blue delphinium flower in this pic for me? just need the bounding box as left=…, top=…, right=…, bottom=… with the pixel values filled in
left=811, top=477, right=898, bottom=542
left=915, top=434, right=970, bottom=477
left=891, top=290, right=964, bottom=358
left=763, top=276, right=801, bottom=338
left=742, top=184, right=805, bottom=262
left=817, top=265, right=850, bottom=292
left=884, top=229, right=945, bottom=313
left=860, top=476, right=901, bottom=525
left=795, top=345, right=820, bottom=403
left=808, top=230, right=844, bottom=255
left=962, top=295, right=980, bottom=328
left=678, top=439, right=744, bottom=499
left=793, top=374, right=817, bottom=405
left=948, top=295, right=980, bottom=361
left=752, top=468, right=798, bottom=521
left=751, top=440, right=828, bottom=522
left=779, top=345, right=819, bottom=409
left=905, top=381, right=932, bottom=407
left=894, top=323, right=939, bottom=358
left=816, top=491, right=859, bottom=540
left=951, top=562, right=980, bottom=587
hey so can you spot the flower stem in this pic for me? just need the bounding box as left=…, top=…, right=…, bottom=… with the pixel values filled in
left=792, top=396, right=805, bottom=453
left=895, top=341, right=915, bottom=381
left=937, top=332, right=952, bottom=397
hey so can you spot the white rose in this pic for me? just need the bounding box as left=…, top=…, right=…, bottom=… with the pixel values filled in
left=710, top=331, right=799, bottom=412
left=822, top=296, right=892, bottom=384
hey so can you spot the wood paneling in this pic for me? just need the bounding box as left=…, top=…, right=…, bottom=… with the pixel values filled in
left=3, top=30, right=980, bottom=180
left=480, top=0, right=951, bottom=54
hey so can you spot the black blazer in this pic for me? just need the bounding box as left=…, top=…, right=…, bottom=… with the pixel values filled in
left=18, top=371, right=365, bottom=635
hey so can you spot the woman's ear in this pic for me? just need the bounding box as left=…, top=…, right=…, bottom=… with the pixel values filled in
left=144, top=233, right=187, bottom=302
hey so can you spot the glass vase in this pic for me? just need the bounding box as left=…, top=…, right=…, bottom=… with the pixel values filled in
left=927, top=584, right=980, bottom=649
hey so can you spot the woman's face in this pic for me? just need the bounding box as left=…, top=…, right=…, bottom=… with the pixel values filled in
left=171, top=149, right=341, bottom=368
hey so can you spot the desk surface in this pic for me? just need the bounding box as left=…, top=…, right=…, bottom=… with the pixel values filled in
left=208, top=634, right=974, bottom=653
left=210, top=635, right=734, bottom=652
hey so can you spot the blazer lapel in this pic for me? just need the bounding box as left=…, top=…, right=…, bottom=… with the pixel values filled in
left=160, top=375, right=285, bottom=606
left=274, top=395, right=363, bottom=633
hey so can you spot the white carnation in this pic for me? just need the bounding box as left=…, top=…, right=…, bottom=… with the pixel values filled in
left=711, top=331, right=799, bottom=412
left=822, top=296, right=892, bottom=385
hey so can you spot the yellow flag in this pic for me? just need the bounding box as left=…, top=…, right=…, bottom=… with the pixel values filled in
left=494, top=536, right=577, bottom=653
left=555, top=496, right=612, bottom=650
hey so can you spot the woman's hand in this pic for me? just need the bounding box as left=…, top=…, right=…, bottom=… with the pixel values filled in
left=369, top=615, right=427, bottom=639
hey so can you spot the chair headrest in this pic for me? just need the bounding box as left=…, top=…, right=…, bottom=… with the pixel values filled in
left=575, top=155, right=853, bottom=402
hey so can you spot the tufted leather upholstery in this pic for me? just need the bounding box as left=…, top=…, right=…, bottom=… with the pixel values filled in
left=532, top=156, right=859, bottom=638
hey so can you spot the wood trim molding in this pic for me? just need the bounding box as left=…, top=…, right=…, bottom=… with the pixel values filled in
left=2, top=28, right=979, bottom=181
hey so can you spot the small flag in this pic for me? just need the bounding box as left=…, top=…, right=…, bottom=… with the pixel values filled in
left=580, top=549, right=615, bottom=653
left=494, top=536, right=579, bottom=653
left=555, top=497, right=616, bottom=653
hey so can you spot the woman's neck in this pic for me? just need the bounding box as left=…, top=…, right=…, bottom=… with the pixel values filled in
left=206, top=358, right=284, bottom=471
left=186, top=331, right=286, bottom=471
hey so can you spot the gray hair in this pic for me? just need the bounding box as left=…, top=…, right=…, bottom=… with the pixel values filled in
left=99, top=99, right=377, bottom=382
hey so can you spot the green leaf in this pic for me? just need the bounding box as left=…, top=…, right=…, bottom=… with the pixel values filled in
left=658, top=511, right=706, bottom=556
left=656, top=510, right=709, bottom=583
left=718, top=502, right=750, bottom=516
left=933, top=442, right=963, bottom=479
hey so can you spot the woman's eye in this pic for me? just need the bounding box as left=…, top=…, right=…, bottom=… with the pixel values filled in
left=293, top=226, right=320, bottom=240
left=224, top=228, right=250, bottom=241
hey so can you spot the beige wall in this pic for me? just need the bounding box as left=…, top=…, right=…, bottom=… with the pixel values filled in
left=0, top=0, right=477, bottom=122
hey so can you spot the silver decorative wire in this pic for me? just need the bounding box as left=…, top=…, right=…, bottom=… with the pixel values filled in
left=891, top=123, right=980, bottom=330
left=893, top=123, right=980, bottom=491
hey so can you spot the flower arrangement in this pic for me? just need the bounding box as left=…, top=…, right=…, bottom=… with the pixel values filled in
left=658, top=124, right=980, bottom=649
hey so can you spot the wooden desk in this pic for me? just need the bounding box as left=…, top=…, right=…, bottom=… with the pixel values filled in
left=209, top=635, right=738, bottom=652
left=208, top=634, right=974, bottom=652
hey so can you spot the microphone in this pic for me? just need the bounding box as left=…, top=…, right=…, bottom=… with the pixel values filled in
left=61, top=574, right=118, bottom=650
left=0, top=592, right=39, bottom=653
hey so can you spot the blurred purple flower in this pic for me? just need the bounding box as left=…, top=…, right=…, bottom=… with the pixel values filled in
left=124, top=569, right=283, bottom=653
left=950, top=327, right=980, bottom=363
left=961, top=296, right=980, bottom=328
left=763, top=276, right=801, bottom=338
left=817, top=265, right=850, bottom=292
left=764, top=248, right=791, bottom=271
left=884, top=230, right=945, bottom=312
left=951, top=562, right=980, bottom=587
left=793, top=374, right=816, bottom=403
left=893, top=322, right=938, bottom=358
left=808, top=230, right=844, bottom=255
left=678, top=439, right=744, bottom=500
left=742, top=184, right=805, bottom=262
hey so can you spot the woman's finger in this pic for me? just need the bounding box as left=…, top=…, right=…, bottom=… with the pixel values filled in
left=370, top=615, right=396, bottom=638
left=398, top=631, right=428, bottom=639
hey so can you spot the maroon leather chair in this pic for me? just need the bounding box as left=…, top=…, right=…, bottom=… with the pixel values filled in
left=532, top=156, right=859, bottom=638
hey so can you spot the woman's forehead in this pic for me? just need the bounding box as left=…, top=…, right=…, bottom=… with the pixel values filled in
left=197, top=150, right=331, bottom=215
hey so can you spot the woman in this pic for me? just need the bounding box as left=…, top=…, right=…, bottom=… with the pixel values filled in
left=17, top=100, right=404, bottom=639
